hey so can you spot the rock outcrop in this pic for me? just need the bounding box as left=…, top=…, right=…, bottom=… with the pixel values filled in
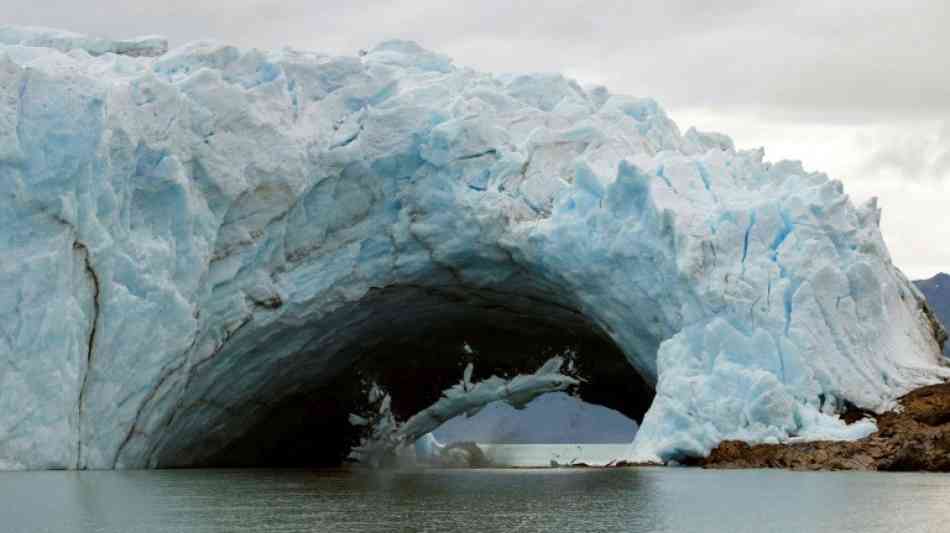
left=702, top=382, right=950, bottom=471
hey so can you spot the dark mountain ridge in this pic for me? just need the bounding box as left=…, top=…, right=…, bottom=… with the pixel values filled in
left=915, top=273, right=950, bottom=356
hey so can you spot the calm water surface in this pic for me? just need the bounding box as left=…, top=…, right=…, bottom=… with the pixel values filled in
left=2, top=467, right=949, bottom=532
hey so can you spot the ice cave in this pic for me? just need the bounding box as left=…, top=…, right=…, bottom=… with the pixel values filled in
left=0, top=26, right=946, bottom=471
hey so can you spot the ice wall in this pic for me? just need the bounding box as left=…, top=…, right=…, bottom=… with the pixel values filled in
left=0, top=28, right=946, bottom=470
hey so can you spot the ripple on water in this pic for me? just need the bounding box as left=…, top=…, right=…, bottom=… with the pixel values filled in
left=1, top=467, right=950, bottom=532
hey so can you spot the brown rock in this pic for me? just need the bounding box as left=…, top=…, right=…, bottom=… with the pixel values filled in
left=701, top=381, right=950, bottom=472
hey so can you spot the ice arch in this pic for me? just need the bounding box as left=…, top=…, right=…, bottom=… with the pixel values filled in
left=161, top=281, right=658, bottom=468
left=137, top=153, right=674, bottom=467
left=0, top=28, right=946, bottom=470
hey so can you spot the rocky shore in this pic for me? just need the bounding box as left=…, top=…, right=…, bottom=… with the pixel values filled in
left=700, top=382, right=950, bottom=471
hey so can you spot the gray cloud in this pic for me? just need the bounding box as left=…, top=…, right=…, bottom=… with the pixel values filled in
left=859, top=120, right=950, bottom=182
left=3, top=0, right=948, bottom=122
left=935, top=122, right=950, bottom=179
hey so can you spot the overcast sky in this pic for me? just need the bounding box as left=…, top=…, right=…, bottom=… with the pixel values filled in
left=6, top=0, right=948, bottom=278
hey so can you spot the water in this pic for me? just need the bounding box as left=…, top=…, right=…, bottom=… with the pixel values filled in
left=2, top=467, right=949, bottom=532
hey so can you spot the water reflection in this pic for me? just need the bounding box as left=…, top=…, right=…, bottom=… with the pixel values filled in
left=1, top=467, right=949, bottom=532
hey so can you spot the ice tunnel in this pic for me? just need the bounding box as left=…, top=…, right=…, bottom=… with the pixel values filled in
left=193, top=285, right=653, bottom=468
left=0, top=28, right=946, bottom=471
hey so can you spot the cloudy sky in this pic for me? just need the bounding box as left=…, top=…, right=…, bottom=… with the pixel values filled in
left=6, top=1, right=948, bottom=278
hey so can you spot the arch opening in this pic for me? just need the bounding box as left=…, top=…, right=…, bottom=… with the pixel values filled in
left=159, top=284, right=654, bottom=468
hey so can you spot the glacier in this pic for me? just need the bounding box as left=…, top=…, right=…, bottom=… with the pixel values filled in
left=0, top=26, right=947, bottom=470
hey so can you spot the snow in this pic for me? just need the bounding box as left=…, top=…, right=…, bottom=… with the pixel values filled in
left=0, top=26, right=947, bottom=470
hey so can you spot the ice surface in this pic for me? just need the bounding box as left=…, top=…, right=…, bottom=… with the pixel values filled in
left=0, top=26, right=947, bottom=470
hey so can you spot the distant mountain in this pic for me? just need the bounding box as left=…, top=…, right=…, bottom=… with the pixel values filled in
left=915, top=273, right=950, bottom=356
left=433, top=392, right=638, bottom=444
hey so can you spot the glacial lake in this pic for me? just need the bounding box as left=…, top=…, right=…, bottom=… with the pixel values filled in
left=3, top=466, right=950, bottom=532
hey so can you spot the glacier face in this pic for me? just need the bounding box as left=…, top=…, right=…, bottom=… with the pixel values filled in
left=0, top=27, right=947, bottom=470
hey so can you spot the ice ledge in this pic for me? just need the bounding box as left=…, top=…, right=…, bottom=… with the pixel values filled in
left=0, top=25, right=167, bottom=57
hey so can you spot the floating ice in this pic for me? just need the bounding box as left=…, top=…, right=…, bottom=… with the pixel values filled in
left=0, top=26, right=946, bottom=470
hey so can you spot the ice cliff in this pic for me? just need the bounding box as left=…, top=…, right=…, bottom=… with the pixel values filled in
left=0, top=27, right=947, bottom=470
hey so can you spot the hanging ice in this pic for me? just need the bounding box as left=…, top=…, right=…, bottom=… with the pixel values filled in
left=350, top=357, right=579, bottom=466
left=0, top=26, right=946, bottom=471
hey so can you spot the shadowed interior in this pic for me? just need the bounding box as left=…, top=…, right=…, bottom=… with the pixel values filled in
left=197, top=285, right=654, bottom=468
